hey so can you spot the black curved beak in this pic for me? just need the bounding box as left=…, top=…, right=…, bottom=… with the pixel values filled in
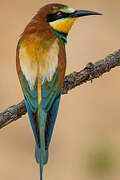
left=70, top=10, right=103, bottom=18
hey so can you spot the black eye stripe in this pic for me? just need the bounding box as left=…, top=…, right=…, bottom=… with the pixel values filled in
left=47, top=11, right=71, bottom=22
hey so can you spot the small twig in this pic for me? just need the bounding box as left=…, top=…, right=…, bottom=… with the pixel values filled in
left=0, top=49, right=120, bottom=129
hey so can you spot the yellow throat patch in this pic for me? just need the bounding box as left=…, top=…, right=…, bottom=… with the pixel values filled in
left=50, top=17, right=76, bottom=34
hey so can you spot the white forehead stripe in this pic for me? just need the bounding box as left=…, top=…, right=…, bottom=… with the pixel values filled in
left=67, top=7, right=75, bottom=13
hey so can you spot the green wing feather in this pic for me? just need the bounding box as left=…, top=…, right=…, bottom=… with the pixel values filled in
left=41, top=72, right=61, bottom=149
left=20, top=72, right=40, bottom=146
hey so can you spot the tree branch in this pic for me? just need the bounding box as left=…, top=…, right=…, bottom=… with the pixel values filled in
left=0, top=49, right=120, bottom=129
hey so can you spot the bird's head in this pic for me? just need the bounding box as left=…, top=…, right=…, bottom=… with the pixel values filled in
left=23, top=4, right=102, bottom=42
left=44, top=3, right=102, bottom=42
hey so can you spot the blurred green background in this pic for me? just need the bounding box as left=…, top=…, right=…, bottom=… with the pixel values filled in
left=0, top=0, right=120, bottom=180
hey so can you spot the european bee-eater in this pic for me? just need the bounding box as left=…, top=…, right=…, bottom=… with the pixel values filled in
left=16, top=3, right=101, bottom=180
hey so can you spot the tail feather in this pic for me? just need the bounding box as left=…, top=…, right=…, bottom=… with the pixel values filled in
left=40, top=151, right=43, bottom=180
left=35, top=145, right=48, bottom=180
left=35, top=106, right=48, bottom=180
left=35, top=145, right=48, bottom=164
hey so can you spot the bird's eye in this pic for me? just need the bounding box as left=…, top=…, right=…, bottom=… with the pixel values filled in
left=57, top=11, right=63, bottom=17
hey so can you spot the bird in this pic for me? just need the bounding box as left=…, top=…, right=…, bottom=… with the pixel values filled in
left=16, top=3, right=101, bottom=180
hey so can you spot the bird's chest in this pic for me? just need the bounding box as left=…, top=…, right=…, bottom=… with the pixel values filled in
left=19, top=39, right=60, bottom=90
